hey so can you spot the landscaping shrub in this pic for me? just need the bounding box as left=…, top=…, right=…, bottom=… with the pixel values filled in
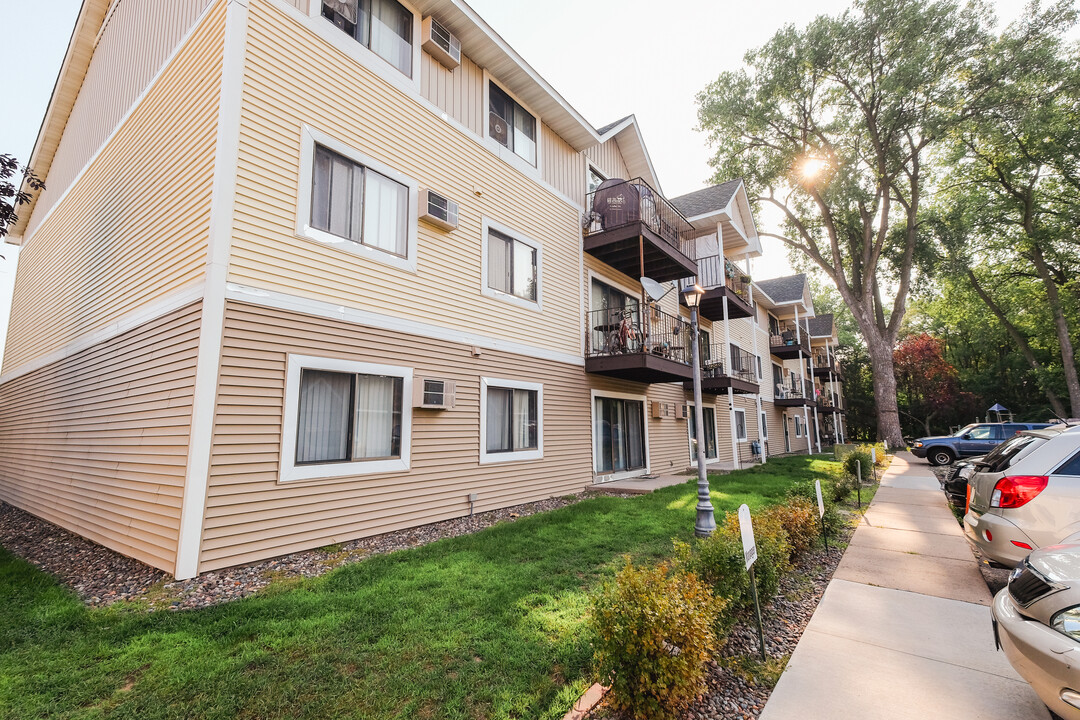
left=761, top=499, right=819, bottom=556
left=591, top=560, right=721, bottom=720
left=830, top=473, right=860, bottom=504
left=842, top=448, right=873, bottom=482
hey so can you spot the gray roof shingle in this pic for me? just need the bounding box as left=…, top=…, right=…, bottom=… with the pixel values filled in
left=670, top=179, right=743, bottom=218
left=596, top=116, right=634, bottom=136
left=755, top=274, right=807, bottom=304
left=807, top=314, right=835, bottom=337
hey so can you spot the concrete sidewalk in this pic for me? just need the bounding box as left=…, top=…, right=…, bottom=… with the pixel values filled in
left=760, top=452, right=1048, bottom=720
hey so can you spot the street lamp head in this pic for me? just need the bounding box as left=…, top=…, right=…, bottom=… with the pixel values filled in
left=682, top=283, right=705, bottom=308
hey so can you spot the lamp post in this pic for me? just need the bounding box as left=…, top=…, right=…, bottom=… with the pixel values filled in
left=684, top=283, right=715, bottom=537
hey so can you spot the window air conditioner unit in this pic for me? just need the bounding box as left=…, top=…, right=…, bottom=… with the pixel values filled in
left=418, top=188, right=459, bottom=231
left=679, top=404, right=690, bottom=420
left=422, top=16, right=461, bottom=70
left=414, top=378, right=456, bottom=409
left=651, top=401, right=665, bottom=419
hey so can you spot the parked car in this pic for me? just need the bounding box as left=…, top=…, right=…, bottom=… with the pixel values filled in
left=964, top=424, right=1080, bottom=567
left=941, top=456, right=983, bottom=510
left=912, top=422, right=1054, bottom=466
left=992, top=543, right=1080, bottom=719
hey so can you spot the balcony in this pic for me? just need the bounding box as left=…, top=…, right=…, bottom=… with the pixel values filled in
left=584, top=178, right=698, bottom=283
left=585, top=306, right=694, bottom=383
left=770, top=321, right=810, bottom=359
left=684, top=343, right=759, bottom=395
left=774, top=378, right=815, bottom=407
left=680, top=256, right=754, bottom=321
left=812, top=352, right=841, bottom=378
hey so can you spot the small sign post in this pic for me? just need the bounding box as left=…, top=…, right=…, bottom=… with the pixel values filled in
left=815, top=479, right=829, bottom=552
left=871, top=447, right=878, bottom=484
left=738, top=503, right=767, bottom=661
left=856, top=459, right=862, bottom=509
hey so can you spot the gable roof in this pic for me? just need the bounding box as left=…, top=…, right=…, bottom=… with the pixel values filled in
left=670, top=179, right=742, bottom=219
left=807, top=314, right=835, bottom=338
left=755, top=274, right=808, bottom=304
left=594, top=114, right=661, bottom=191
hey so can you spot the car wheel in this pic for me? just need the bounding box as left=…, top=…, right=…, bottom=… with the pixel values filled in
left=929, top=449, right=955, bottom=466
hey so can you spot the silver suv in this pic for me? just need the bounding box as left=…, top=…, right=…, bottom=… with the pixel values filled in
left=964, top=424, right=1080, bottom=567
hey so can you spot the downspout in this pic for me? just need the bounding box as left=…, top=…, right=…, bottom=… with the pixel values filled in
left=795, top=306, right=811, bottom=455
left=809, top=337, right=821, bottom=453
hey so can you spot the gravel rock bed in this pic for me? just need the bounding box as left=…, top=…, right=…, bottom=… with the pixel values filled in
left=1, top=494, right=585, bottom=610
left=587, top=521, right=857, bottom=720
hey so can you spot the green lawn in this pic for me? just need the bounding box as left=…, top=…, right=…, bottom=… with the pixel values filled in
left=0, top=456, right=840, bottom=720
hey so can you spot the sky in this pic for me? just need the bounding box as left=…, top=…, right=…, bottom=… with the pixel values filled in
left=0, top=0, right=1034, bottom=363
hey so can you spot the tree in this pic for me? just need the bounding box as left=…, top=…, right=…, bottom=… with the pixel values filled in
left=1, top=154, right=44, bottom=240
left=893, top=332, right=976, bottom=436
left=696, top=0, right=993, bottom=448
left=941, top=1, right=1080, bottom=415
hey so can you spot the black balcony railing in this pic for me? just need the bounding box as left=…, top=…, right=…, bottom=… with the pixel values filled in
left=586, top=305, right=692, bottom=365
left=701, top=343, right=758, bottom=384
left=693, top=256, right=753, bottom=304
left=585, top=178, right=696, bottom=259
left=775, top=378, right=815, bottom=401
left=770, top=320, right=811, bottom=355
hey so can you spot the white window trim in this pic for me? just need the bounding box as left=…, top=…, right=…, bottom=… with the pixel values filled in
left=304, top=0, right=423, bottom=93
left=760, top=410, right=769, bottom=440
left=480, top=217, right=543, bottom=312
left=587, top=270, right=642, bottom=309
left=735, top=408, right=748, bottom=442
left=794, top=415, right=803, bottom=438
left=686, top=402, right=720, bottom=463
left=280, top=354, right=413, bottom=482
left=590, top=389, right=650, bottom=481
left=482, top=70, right=543, bottom=180
left=479, top=377, right=544, bottom=464
left=586, top=161, right=607, bottom=196
left=296, top=124, right=420, bottom=274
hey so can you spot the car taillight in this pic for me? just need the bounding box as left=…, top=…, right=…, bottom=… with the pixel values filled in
left=966, top=483, right=973, bottom=514
left=990, top=476, right=1049, bottom=509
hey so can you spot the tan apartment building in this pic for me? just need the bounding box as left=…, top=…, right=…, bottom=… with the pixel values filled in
left=0, top=0, right=846, bottom=579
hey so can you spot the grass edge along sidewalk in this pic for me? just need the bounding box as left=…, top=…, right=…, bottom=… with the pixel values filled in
left=1, top=455, right=840, bottom=720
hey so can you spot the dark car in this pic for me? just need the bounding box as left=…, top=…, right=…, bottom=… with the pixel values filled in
left=941, top=456, right=983, bottom=509
left=912, top=422, right=1053, bottom=466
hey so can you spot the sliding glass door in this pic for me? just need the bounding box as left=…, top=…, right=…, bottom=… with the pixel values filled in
left=594, top=397, right=646, bottom=474
left=688, top=406, right=718, bottom=461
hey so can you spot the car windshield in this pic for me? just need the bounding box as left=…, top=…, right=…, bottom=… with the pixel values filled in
left=978, top=434, right=1044, bottom=473
left=952, top=424, right=978, bottom=437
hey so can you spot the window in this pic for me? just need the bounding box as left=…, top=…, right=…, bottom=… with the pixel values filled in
left=311, top=144, right=409, bottom=257
left=487, top=228, right=537, bottom=302
left=700, top=329, right=712, bottom=362
left=760, top=411, right=768, bottom=439
left=481, top=379, right=543, bottom=463
left=967, top=426, right=996, bottom=440
left=594, top=395, right=646, bottom=474
left=773, top=363, right=784, bottom=391
left=735, top=409, right=748, bottom=442
left=588, top=166, right=606, bottom=196
left=794, top=416, right=803, bottom=437
left=321, top=0, right=414, bottom=76
left=1056, top=450, right=1080, bottom=476
left=489, top=82, right=537, bottom=165
left=281, top=355, right=412, bottom=481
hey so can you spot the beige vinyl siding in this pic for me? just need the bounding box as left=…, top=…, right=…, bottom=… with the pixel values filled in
left=200, top=301, right=595, bottom=571
left=542, top=123, right=587, bottom=202
left=420, top=51, right=485, bottom=137
left=0, top=303, right=201, bottom=572
left=3, top=3, right=225, bottom=376
left=228, top=1, right=582, bottom=357
left=26, top=0, right=216, bottom=237
left=585, top=137, right=631, bottom=181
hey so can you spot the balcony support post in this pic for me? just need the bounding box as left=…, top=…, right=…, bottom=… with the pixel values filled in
left=721, top=290, right=740, bottom=471
left=748, top=283, right=766, bottom=464
left=809, top=346, right=822, bottom=453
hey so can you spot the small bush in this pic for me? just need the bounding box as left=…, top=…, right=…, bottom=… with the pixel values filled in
left=591, top=560, right=721, bottom=720
left=761, top=499, right=819, bottom=556
left=842, top=449, right=873, bottom=481
left=830, top=473, right=860, bottom=504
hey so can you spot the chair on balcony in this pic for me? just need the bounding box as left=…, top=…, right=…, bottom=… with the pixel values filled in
left=781, top=330, right=795, bottom=345
left=776, top=383, right=788, bottom=399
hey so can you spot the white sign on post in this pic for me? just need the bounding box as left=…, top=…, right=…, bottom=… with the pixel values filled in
left=815, top=479, right=825, bottom=519
left=871, top=447, right=877, bottom=465
left=738, top=503, right=757, bottom=569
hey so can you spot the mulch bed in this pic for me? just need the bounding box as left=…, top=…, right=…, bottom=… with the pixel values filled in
left=0, top=494, right=586, bottom=610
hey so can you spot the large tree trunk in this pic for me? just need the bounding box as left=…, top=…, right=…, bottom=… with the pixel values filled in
left=857, top=320, right=906, bottom=449
left=966, top=269, right=1069, bottom=418
left=1028, top=243, right=1080, bottom=416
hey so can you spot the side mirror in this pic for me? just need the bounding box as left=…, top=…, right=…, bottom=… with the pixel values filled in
left=962, top=433, right=972, bottom=440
